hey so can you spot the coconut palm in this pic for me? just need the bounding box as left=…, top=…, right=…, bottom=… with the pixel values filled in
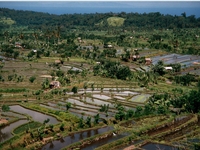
left=83, top=82, right=88, bottom=93
left=66, top=102, right=71, bottom=111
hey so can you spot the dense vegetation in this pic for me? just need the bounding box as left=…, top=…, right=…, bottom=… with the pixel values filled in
left=1, top=8, right=200, bottom=30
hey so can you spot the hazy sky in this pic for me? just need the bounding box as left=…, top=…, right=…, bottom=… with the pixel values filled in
left=1, top=1, right=200, bottom=16
left=1, top=1, right=199, bottom=8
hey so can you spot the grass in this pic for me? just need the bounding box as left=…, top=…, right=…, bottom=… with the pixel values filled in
left=0, top=88, right=27, bottom=93
left=130, top=94, right=151, bottom=103
left=107, top=17, right=125, bottom=27
left=0, top=17, right=15, bottom=25
left=13, top=121, right=42, bottom=134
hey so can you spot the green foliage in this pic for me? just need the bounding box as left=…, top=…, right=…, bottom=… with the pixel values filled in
left=170, top=63, right=181, bottom=73
left=66, top=102, right=72, bottom=111
left=13, top=122, right=42, bottom=134
left=115, top=103, right=126, bottom=121
left=2, top=104, right=10, bottom=112
left=94, top=113, right=100, bottom=124
left=93, top=60, right=132, bottom=80
left=43, top=118, right=50, bottom=125
left=157, top=105, right=167, bottom=114
left=102, top=49, right=117, bottom=57
left=71, top=86, right=78, bottom=94
left=174, top=73, right=195, bottom=86
left=0, top=88, right=27, bottom=93
left=56, top=70, right=64, bottom=77
left=135, top=106, right=143, bottom=117
left=49, top=124, right=54, bottom=131
left=2, top=8, right=200, bottom=31
left=13, top=51, right=19, bottom=59
left=144, top=104, right=155, bottom=115
left=78, top=116, right=84, bottom=128
left=86, top=116, right=91, bottom=127
left=197, top=79, right=200, bottom=89
left=17, top=76, right=23, bottom=82
left=126, top=109, right=135, bottom=118
left=152, top=60, right=165, bottom=76
left=41, top=78, right=50, bottom=89
left=99, top=104, right=109, bottom=113
left=60, top=123, right=64, bottom=131
left=107, top=17, right=125, bottom=27
left=8, top=74, right=14, bottom=81
left=193, top=143, right=200, bottom=150
left=29, top=76, right=36, bottom=83
left=171, top=89, right=200, bottom=113
left=27, top=51, right=35, bottom=59
left=83, top=82, right=88, bottom=90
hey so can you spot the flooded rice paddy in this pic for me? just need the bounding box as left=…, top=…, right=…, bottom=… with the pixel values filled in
left=40, top=126, right=113, bottom=150
left=152, top=53, right=200, bottom=75
left=10, top=105, right=59, bottom=124
left=0, top=120, right=28, bottom=143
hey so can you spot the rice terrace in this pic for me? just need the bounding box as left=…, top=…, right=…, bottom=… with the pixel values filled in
left=0, top=2, right=200, bottom=150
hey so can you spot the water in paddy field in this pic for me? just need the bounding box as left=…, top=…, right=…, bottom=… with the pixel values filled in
left=92, top=94, right=111, bottom=100
left=152, top=54, right=200, bottom=68
left=141, top=142, right=178, bottom=150
left=40, top=126, right=113, bottom=150
left=81, top=132, right=130, bottom=150
left=10, top=105, right=59, bottom=124
left=0, top=119, right=28, bottom=143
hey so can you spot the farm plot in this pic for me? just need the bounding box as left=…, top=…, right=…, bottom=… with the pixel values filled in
left=129, top=94, right=151, bottom=103
left=92, top=94, right=111, bottom=100
left=45, top=102, right=97, bottom=119
left=115, top=91, right=139, bottom=96
left=113, top=96, right=125, bottom=100
left=186, top=68, right=200, bottom=75
left=152, top=54, right=200, bottom=66
left=40, top=104, right=60, bottom=111
left=84, top=97, right=116, bottom=109
left=61, top=65, right=82, bottom=72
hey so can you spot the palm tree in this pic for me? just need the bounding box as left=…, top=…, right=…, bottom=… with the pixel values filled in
left=94, top=114, right=100, bottom=124
left=91, top=83, right=95, bottom=92
left=56, top=26, right=61, bottom=44
left=32, top=31, right=38, bottom=45
left=57, top=103, right=62, bottom=110
left=66, top=102, right=71, bottom=111
left=3, top=31, right=9, bottom=44
left=71, top=86, right=78, bottom=94
left=137, top=72, right=149, bottom=87
left=83, top=82, right=88, bottom=94
left=45, top=29, right=51, bottom=48
left=86, top=116, right=91, bottom=127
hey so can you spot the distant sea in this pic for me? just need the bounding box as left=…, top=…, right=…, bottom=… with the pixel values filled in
left=19, top=7, right=200, bottom=18
left=1, top=2, right=200, bottom=18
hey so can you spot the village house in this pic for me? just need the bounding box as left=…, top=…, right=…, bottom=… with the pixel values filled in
left=55, top=60, right=61, bottom=64
left=131, top=54, right=140, bottom=61
left=145, top=58, right=152, bottom=65
left=15, top=42, right=22, bottom=48
left=32, top=49, right=37, bottom=53
left=164, top=66, right=173, bottom=70
left=104, top=42, right=113, bottom=48
left=50, top=81, right=61, bottom=89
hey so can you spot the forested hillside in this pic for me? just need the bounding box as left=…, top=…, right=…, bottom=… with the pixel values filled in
left=1, top=8, right=200, bottom=31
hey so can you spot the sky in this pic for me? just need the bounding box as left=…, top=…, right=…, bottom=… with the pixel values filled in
left=0, top=1, right=200, bottom=17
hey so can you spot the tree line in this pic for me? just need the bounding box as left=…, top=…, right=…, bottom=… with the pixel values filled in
left=1, top=8, right=200, bottom=31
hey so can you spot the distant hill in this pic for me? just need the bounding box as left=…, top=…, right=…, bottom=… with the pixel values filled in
left=0, top=8, right=200, bottom=30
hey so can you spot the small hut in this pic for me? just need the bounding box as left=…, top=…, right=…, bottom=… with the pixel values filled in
left=145, top=58, right=152, bottom=65
left=50, top=81, right=61, bottom=89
